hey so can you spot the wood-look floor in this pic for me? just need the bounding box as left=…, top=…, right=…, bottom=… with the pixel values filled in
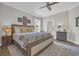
left=0, top=48, right=1, bottom=56
left=0, top=40, right=79, bottom=56
left=0, top=46, right=10, bottom=56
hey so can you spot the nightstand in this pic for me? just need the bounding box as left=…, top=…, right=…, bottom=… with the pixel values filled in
left=2, top=35, right=12, bottom=47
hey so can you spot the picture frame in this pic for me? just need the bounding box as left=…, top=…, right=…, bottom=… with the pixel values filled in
left=18, top=17, right=23, bottom=22
left=76, top=17, right=79, bottom=27
left=23, top=20, right=27, bottom=25
left=27, top=20, right=31, bottom=23
left=17, top=16, right=31, bottom=25
left=23, top=16, right=27, bottom=20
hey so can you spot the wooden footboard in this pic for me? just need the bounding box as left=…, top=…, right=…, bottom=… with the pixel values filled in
left=13, top=36, right=53, bottom=56
left=31, top=37, right=53, bottom=56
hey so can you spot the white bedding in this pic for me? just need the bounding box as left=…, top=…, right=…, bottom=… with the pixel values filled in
left=13, top=32, right=51, bottom=49
left=13, top=33, right=25, bottom=48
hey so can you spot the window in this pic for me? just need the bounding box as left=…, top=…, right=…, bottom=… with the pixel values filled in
left=34, top=17, right=41, bottom=32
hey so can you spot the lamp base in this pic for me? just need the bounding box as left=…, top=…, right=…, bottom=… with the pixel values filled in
left=5, top=32, right=8, bottom=36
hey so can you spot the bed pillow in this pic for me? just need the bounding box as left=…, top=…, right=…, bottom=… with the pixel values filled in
left=20, top=27, right=27, bottom=33
left=15, top=27, right=20, bottom=33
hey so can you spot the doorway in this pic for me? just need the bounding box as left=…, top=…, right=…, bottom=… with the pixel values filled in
left=47, top=21, right=54, bottom=35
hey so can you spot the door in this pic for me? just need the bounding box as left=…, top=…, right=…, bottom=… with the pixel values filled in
left=47, top=21, right=54, bottom=35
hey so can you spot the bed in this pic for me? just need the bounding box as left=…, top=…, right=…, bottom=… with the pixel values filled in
left=11, top=24, right=53, bottom=56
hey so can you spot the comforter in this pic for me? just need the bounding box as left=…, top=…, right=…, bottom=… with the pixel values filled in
left=18, top=32, right=51, bottom=48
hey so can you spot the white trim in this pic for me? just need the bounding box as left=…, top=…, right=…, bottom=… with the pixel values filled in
left=68, top=39, right=79, bottom=45
left=68, top=3, right=79, bottom=11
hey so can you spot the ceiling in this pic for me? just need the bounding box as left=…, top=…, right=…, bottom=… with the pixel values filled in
left=2, top=2, right=79, bottom=18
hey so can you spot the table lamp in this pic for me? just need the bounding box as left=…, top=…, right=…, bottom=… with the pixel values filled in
left=3, top=26, right=11, bottom=36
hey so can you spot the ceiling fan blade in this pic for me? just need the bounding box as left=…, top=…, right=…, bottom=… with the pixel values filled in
left=39, top=5, right=47, bottom=9
left=49, top=2, right=59, bottom=5
left=49, top=7, right=51, bottom=10
left=47, top=6, right=51, bottom=11
left=39, top=2, right=59, bottom=10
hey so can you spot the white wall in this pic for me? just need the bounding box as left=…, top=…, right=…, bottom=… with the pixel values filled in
left=0, top=3, right=34, bottom=45
left=68, top=5, right=79, bottom=44
left=42, top=16, right=54, bottom=32
left=42, top=11, right=69, bottom=39
left=54, top=11, right=69, bottom=30
left=42, top=4, right=79, bottom=45
left=54, top=11, right=69, bottom=39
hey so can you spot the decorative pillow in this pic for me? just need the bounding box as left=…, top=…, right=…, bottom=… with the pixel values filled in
left=15, top=27, right=20, bottom=33
left=20, top=27, right=26, bottom=33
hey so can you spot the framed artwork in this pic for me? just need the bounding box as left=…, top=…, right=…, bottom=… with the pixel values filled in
left=27, top=20, right=31, bottom=23
left=76, top=17, right=79, bottom=27
left=23, top=20, right=27, bottom=25
left=23, top=16, right=27, bottom=20
left=18, top=17, right=23, bottom=22
left=17, top=16, right=31, bottom=25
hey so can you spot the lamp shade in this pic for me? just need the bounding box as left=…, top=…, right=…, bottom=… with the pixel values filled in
left=3, top=26, right=11, bottom=33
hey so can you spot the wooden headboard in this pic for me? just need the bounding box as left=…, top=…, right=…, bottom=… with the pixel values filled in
left=11, top=24, right=34, bottom=38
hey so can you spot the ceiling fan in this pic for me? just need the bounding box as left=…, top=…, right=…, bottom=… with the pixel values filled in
left=39, top=2, right=59, bottom=11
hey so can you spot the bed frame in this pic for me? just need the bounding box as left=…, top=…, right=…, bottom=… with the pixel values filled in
left=11, top=24, right=53, bottom=56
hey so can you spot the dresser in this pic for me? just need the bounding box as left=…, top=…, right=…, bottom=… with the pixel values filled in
left=56, top=31, right=67, bottom=41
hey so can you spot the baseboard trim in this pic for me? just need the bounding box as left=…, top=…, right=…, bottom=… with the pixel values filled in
left=68, top=39, right=79, bottom=45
